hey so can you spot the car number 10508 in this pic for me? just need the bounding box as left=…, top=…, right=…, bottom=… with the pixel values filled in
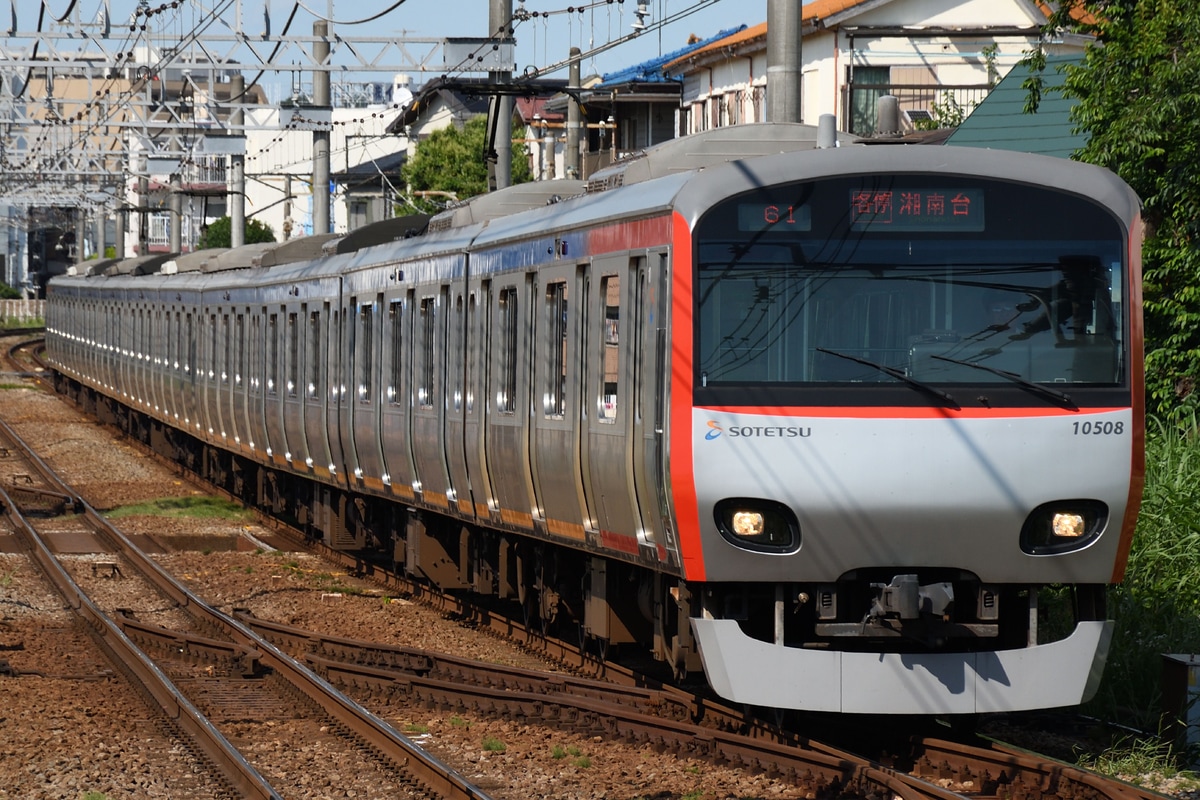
left=1072, top=421, right=1125, bottom=435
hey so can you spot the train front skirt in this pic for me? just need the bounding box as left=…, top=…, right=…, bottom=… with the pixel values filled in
left=691, top=618, right=1112, bottom=714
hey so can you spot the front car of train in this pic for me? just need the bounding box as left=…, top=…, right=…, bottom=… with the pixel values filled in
left=671, top=144, right=1144, bottom=714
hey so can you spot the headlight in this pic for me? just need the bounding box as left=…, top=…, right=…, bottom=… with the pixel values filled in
left=714, top=498, right=800, bottom=553
left=1020, top=500, right=1108, bottom=555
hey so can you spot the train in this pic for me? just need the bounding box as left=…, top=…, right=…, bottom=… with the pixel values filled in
left=44, top=123, right=1145, bottom=715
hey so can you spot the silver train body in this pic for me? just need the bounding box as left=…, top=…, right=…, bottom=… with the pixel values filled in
left=46, top=125, right=1145, bottom=714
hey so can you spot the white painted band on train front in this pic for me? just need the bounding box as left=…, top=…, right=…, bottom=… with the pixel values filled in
left=691, top=618, right=1111, bottom=714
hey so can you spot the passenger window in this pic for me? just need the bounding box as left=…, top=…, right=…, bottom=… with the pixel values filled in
left=452, top=294, right=464, bottom=412
left=599, top=275, right=620, bottom=423
left=235, top=313, right=245, bottom=387
left=497, top=287, right=518, bottom=414
left=251, top=314, right=262, bottom=394
left=359, top=303, right=374, bottom=404
left=388, top=300, right=403, bottom=405
left=418, top=297, right=435, bottom=409
left=545, top=281, right=567, bottom=418
left=308, top=309, right=321, bottom=399
left=267, top=313, right=278, bottom=395
left=286, top=312, right=298, bottom=397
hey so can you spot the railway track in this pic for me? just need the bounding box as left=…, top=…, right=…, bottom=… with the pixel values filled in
left=5, top=333, right=1178, bottom=800
left=0, top=404, right=496, bottom=800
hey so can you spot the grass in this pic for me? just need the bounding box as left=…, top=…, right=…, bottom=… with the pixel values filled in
left=104, top=495, right=254, bottom=521
left=1087, top=416, right=1200, bottom=729
left=482, top=736, right=506, bottom=752
left=1077, top=735, right=1200, bottom=793
left=1075, top=414, right=1200, bottom=777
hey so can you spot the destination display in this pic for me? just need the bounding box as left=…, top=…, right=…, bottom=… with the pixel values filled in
left=849, top=187, right=985, bottom=232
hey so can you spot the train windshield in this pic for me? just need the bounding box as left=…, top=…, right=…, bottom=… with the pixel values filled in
left=694, top=173, right=1128, bottom=397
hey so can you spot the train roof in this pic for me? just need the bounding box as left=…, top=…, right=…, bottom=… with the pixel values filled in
left=323, top=215, right=431, bottom=254
left=426, top=180, right=587, bottom=233
left=583, top=122, right=857, bottom=192
left=667, top=143, right=1143, bottom=229
left=108, top=252, right=178, bottom=276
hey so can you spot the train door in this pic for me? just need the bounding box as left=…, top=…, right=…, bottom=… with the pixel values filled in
left=326, top=303, right=349, bottom=487
left=281, top=305, right=308, bottom=471
left=108, top=297, right=121, bottom=392
left=130, top=304, right=144, bottom=412
left=170, top=309, right=182, bottom=422
left=182, top=309, right=197, bottom=431
left=164, top=308, right=179, bottom=419
left=630, top=253, right=676, bottom=562
left=247, top=309, right=268, bottom=457
left=264, top=307, right=288, bottom=466
left=529, top=263, right=588, bottom=543
left=462, top=279, right=495, bottom=523
left=234, top=310, right=252, bottom=454
left=151, top=309, right=165, bottom=417
left=411, top=286, right=453, bottom=512
left=484, top=274, right=537, bottom=533
left=581, top=255, right=645, bottom=553
left=132, top=305, right=147, bottom=411
left=201, top=309, right=218, bottom=443
left=350, top=293, right=388, bottom=490
left=218, top=311, right=233, bottom=445
left=306, top=302, right=338, bottom=480
left=444, top=281, right=475, bottom=519
left=379, top=291, right=417, bottom=501
left=117, top=296, right=132, bottom=404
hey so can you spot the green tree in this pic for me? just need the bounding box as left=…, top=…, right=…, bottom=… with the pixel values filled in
left=1027, top=2, right=1200, bottom=422
left=197, top=216, right=276, bottom=249
left=401, top=115, right=533, bottom=215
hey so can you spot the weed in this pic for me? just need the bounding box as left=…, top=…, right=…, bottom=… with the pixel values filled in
left=404, top=723, right=429, bottom=734
left=105, top=496, right=252, bottom=521
left=449, top=715, right=468, bottom=727
left=1078, top=735, right=1200, bottom=792
left=573, top=756, right=592, bottom=768
left=551, top=745, right=566, bottom=759
left=482, top=736, right=506, bottom=752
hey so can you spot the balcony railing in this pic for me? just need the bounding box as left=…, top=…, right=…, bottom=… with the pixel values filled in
left=844, top=82, right=994, bottom=135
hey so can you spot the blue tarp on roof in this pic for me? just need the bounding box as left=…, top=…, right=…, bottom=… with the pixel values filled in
left=595, top=25, right=747, bottom=87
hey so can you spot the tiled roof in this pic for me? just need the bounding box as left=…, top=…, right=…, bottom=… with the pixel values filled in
left=663, top=0, right=1072, bottom=73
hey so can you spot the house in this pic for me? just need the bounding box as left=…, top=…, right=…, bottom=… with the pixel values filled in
left=943, top=53, right=1086, bottom=158
left=330, top=150, right=408, bottom=230
left=386, top=76, right=568, bottom=182
left=662, top=0, right=1091, bottom=136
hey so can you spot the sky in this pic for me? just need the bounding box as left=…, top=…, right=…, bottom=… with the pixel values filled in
left=44, top=0, right=772, bottom=84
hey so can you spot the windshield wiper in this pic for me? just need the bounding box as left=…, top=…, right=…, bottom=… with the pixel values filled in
left=930, top=354, right=1078, bottom=411
left=816, top=347, right=960, bottom=409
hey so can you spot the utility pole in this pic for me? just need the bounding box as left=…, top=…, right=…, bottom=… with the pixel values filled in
left=489, top=0, right=513, bottom=190
left=766, top=0, right=803, bottom=123
left=230, top=74, right=246, bottom=247
left=566, top=47, right=581, bottom=180
left=169, top=172, right=182, bottom=252
left=312, top=20, right=331, bottom=235
left=137, top=155, right=149, bottom=256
